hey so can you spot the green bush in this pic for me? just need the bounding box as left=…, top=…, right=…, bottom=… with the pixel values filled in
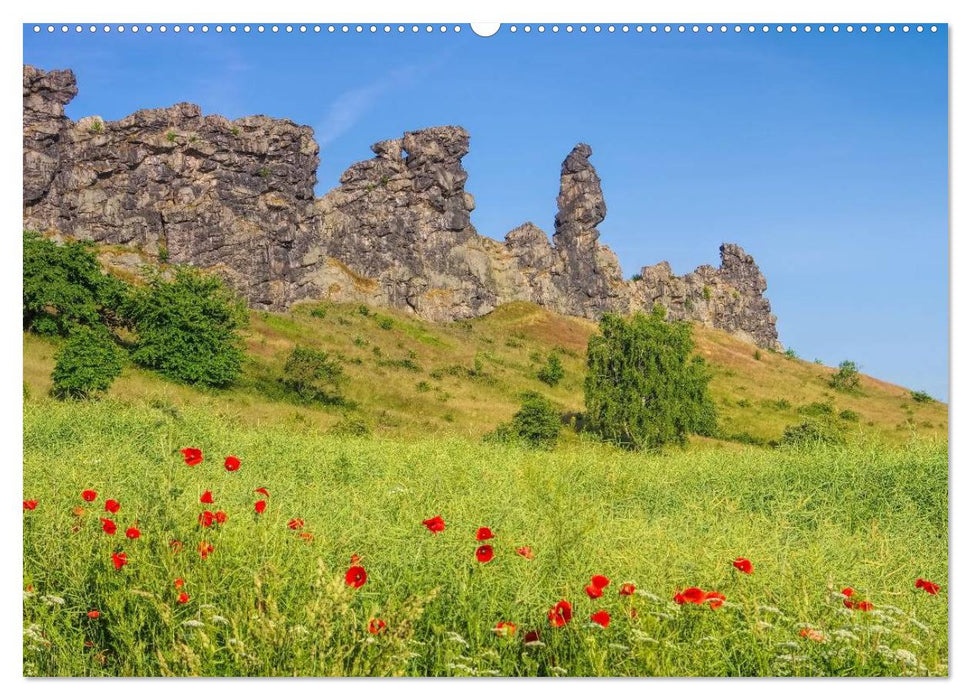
left=126, top=267, right=247, bottom=387
left=784, top=348, right=798, bottom=360
left=490, top=392, right=561, bottom=449
left=911, top=390, right=934, bottom=404
left=281, top=345, right=346, bottom=404
left=50, top=326, right=123, bottom=399
left=779, top=419, right=846, bottom=448
left=23, top=231, right=128, bottom=336
left=838, top=409, right=860, bottom=422
left=537, top=352, right=565, bottom=387
left=829, top=360, right=861, bottom=393
left=798, top=401, right=834, bottom=417
left=327, top=414, right=371, bottom=437
left=583, top=307, right=716, bottom=450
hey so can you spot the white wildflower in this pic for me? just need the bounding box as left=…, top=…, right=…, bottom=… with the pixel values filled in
left=290, top=625, right=308, bottom=637
left=830, top=629, right=858, bottom=642
left=199, top=603, right=217, bottom=611
left=776, top=641, right=800, bottom=650
left=882, top=605, right=905, bottom=616
left=445, top=631, right=469, bottom=646
left=480, top=669, right=501, bottom=676
left=41, top=594, right=65, bottom=606
left=446, top=662, right=475, bottom=674
left=653, top=612, right=674, bottom=621
left=24, top=625, right=44, bottom=643
left=775, top=654, right=808, bottom=663
left=551, top=666, right=568, bottom=676
left=756, top=620, right=774, bottom=630
left=182, top=619, right=205, bottom=628
left=609, top=643, right=629, bottom=651
left=228, top=638, right=243, bottom=647
left=910, top=618, right=930, bottom=633
left=895, top=649, right=918, bottom=667
left=524, top=640, right=546, bottom=648
left=866, top=624, right=892, bottom=635
left=631, top=630, right=658, bottom=644
left=480, top=649, right=500, bottom=661
left=635, top=591, right=661, bottom=602
left=759, top=605, right=784, bottom=615
left=210, top=615, right=229, bottom=625
left=23, top=589, right=35, bottom=599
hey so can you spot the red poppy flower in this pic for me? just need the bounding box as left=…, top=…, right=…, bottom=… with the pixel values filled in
left=299, top=532, right=314, bottom=542
left=125, top=526, right=141, bottom=540
left=254, top=500, right=267, bottom=514
left=475, top=544, right=494, bottom=563
left=841, top=587, right=855, bottom=597
left=523, top=630, right=541, bottom=644
left=104, top=499, right=120, bottom=514
left=422, top=515, right=445, bottom=534
left=180, top=448, right=203, bottom=466
left=82, top=489, right=97, bottom=502
left=855, top=600, right=874, bottom=612
left=198, top=510, right=215, bottom=528
left=174, top=578, right=184, bottom=589
left=629, top=608, right=638, bottom=619
left=585, top=584, right=604, bottom=599
left=350, top=553, right=361, bottom=565
left=548, top=600, right=572, bottom=627
left=200, top=491, right=214, bottom=505
left=915, top=578, right=941, bottom=595
left=516, top=546, right=534, bottom=560
left=23, top=500, right=38, bottom=511
left=476, top=527, right=494, bottom=541
left=800, top=628, right=825, bottom=642
left=177, top=591, right=190, bottom=604
left=619, top=583, right=636, bottom=596
left=214, top=511, right=227, bottom=525
left=111, top=551, right=128, bottom=570
left=87, top=610, right=100, bottom=619
left=100, top=518, right=117, bottom=535
left=704, top=591, right=727, bottom=609
left=254, top=487, right=270, bottom=498
left=224, top=456, right=241, bottom=472
left=288, top=518, right=305, bottom=530
left=169, top=540, right=183, bottom=554
left=345, top=565, right=367, bottom=588
left=732, top=557, right=754, bottom=575
left=368, top=618, right=386, bottom=634
left=494, top=621, right=517, bottom=638
left=591, top=575, right=610, bottom=590
left=590, top=610, right=611, bottom=628
left=674, top=587, right=706, bottom=605
left=198, top=541, right=214, bottom=559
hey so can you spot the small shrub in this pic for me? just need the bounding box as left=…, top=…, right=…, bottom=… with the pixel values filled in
left=829, top=360, right=861, bottom=393
left=702, top=285, right=712, bottom=301
left=51, top=326, right=123, bottom=400
left=537, top=352, right=565, bottom=387
left=737, top=398, right=751, bottom=408
left=784, top=348, right=798, bottom=360
left=416, top=381, right=431, bottom=392
left=88, top=120, right=103, bottom=134
left=490, top=392, right=561, bottom=449
left=258, top=167, right=270, bottom=178
left=779, top=419, right=846, bottom=447
left=310, top=306, right=327, bottom=319
left=358, top=305, right=371, bottom=317
left=630, top=273, right=643, bottom=282
left=798, top=401, right=834, bottom=417
left=165, top=130, right=178, bottom=143
left=281, top=345, right=346, bottom=405
left=753, top=349, right=762, bottom=361
left=230, top=126, right=240, bottom=136
left=328, top=414, right=370, bottom=437
left=157, top=244, right=169, bottom=263
left=911, top=390, right=934, bottom=404
left=770, top=398, right=791, bottom=410
left=377, top=316, right=393, bottom=330
left=838, top=409, right=860, bottom=422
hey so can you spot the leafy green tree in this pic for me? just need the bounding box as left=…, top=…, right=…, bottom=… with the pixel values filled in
left=23, top=231, right=128, bottom=336
left=779, top=418, right=846, bottom=447
left=583, top=307, right=717, bottom=450
left=51, top=325, right=124, bottom=399
left=829, top=360, right=861, bottom=393
left=281, top=345, right=346, bottom=404
left=126, top=267, right=247, bottom=387
left=537, top=352, right=565, bottom=387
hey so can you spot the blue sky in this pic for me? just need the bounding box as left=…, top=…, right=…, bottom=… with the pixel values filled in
left=23, top=25, right=948, bottom=399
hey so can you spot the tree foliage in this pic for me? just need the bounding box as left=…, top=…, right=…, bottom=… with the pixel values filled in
left=829, top=360, right=861, bottom=393
left=126, top=268, right=248, bottom=387
left=537, top=352, right=565, bottom=387
left=489, top=392, right=561, bottom=449
left=23, top=231, right=127, bottom=336
left=51, top=325, right=124, bottom=399
left=583, top=307, right=717, bottom=450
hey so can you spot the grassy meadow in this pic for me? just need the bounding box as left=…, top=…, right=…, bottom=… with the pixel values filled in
left=23, top=399, right=947, bottom=677
left=23, top=301, right=948, bottom=676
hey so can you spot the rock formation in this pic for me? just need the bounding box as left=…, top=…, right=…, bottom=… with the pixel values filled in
left=22, top=64, right=782, bottom=349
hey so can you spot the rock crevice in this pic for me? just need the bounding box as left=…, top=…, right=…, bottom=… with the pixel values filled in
left=23, top=65, right=781, bottom=348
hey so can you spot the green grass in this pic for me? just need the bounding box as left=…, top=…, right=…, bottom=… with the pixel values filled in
left=23, top=399, right=947, bottom=677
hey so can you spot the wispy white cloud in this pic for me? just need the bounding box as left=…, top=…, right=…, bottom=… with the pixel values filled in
left=315, top=65, right=421, bottom=146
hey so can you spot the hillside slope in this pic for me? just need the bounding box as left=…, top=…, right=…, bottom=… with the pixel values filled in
left=23, top=301, right=946, bottom=445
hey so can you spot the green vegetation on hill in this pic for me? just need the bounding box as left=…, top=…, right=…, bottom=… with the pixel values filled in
left=23, top=297, right=946, bottom=446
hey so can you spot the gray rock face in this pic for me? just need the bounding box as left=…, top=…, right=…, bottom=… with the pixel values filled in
left=22, top=64, right=782, bottom=348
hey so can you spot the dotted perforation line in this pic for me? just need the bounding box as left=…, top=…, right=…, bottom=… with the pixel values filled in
left=31, top=24, right=940, bottom=35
